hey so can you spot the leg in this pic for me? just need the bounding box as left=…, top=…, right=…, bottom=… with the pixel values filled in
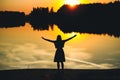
left=61, top=62, right=64, bottom=70
left=57, top=62, right=60, bottom=70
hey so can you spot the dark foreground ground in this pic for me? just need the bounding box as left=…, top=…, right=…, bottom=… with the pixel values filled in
left=0, top=69, right=120, bottom=80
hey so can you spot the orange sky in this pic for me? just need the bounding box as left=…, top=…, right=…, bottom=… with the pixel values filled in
left=0, top=0, right=115, bottom=14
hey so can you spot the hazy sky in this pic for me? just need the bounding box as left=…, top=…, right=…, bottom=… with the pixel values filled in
left=0, top=0, right=115, bottom=14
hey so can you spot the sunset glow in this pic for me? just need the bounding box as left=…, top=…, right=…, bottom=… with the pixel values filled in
left=0, top=0, right=115, bottom=14
left=65, top=0, right=80, bottom=6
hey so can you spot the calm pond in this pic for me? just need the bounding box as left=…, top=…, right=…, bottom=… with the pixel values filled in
left=0, top=23, right=120, bottom=70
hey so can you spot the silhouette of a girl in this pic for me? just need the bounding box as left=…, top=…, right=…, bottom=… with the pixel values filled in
left=41, top=34, right=76, bottom=70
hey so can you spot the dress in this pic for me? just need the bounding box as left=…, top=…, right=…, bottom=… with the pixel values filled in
left=54, top=40, right=65, bottom=62
left=54, top=48, right=65, bottom=62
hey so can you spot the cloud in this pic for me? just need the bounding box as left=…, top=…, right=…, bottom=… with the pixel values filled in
left=66, top=57, right=110, bottom=69
left=64, top=46, right=92, bottom=60
left=0, top=63, right=12, bottom=70
left=99, top=63, right=117, bottom=69
left=0, top=42, right=120, bottom=70
left=0, top=42, right=55, bottom=69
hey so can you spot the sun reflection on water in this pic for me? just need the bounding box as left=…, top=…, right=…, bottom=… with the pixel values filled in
left=0, top=23, right=120, bottom=69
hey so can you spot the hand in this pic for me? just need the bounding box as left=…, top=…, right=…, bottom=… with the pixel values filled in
left=74, top=34, right=77, bottom=37
left=41, top=37, right=44, bottom=39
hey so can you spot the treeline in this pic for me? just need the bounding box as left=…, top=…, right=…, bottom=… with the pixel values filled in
left=0, top=11, right=25, bottom=27
left=56, top=1, right=120, bottom=37
left=26, top=7, right=55, bottom=30
left=0, top=1, right=120, bottom=37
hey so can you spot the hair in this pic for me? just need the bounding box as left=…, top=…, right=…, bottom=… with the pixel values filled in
left=57, top=35, right=62, bottom=41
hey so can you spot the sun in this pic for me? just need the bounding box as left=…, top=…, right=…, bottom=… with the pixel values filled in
left=65, top=0, right=80, bottom=6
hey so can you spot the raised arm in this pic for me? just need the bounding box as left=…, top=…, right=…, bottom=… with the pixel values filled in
left=41, top=37, right=54, bottom=43
left=64, top=34, right=77, bottom=42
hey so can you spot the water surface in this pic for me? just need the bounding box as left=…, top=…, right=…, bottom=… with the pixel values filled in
left=0, top=23, right=120, bottom=70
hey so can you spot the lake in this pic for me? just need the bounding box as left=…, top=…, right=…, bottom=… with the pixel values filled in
left=0, top=23, right=120, bottom=70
